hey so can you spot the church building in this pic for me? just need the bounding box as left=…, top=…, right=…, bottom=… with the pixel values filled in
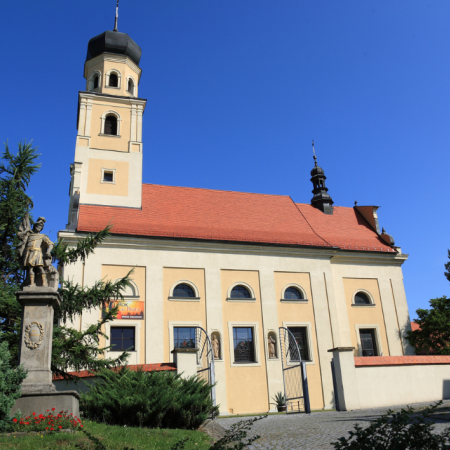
left=60, top=24, right=414, bottom=415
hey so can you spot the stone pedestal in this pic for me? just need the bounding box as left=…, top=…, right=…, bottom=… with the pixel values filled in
left=11, top=288, right=80, bottom=417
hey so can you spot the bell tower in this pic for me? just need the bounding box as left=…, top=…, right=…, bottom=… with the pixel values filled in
left=310, top=141, right=334, bottom=215
left=67, top=12, right=146, bottom=229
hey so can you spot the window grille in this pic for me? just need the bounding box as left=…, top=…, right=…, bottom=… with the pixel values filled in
left=284, top=287, right=303, bottom=300
left=109, top=73, right=118, bottom=87
left=104, top=115, right=118, bottom=135
left=230, top=285, right=251, bottom=299
left=355, top=292, right=371, bottom=305
left=173, top=284, right=195, bottom=298
left=359, top=329, right=378, bottom=356
left=233, top=327, right=255, bottom=363
left=287, top=327, right=309, bottom=361
left=111, top=327, right=135, bottom=351
left=174, top=327, right=196, bottom=349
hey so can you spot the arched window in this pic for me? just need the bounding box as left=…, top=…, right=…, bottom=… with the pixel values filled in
left=104, top=115, right=118, bottom=135
left=93, top=75, right=99, bottom=89
left=173, top=283, right=195, bottom=298
left=127, top=78, right=135, bottom=95
left=284, top=287, right=303, bottom=301
left=109, top=73, right=118, bottom=87
left=354, top=291, right=371, bottom=305
left=230, top=285, right=251, bottom=299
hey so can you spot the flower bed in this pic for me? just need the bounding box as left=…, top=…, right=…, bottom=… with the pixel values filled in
left=10, top=408, right=83, bottom=433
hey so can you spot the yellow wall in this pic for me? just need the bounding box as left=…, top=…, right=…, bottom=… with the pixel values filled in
left=100, top=265, right=146, bottom=363
left=86, top=158, right=129, bottom=196
left=221, top=270, right=269, bottom=414
left=163, top=268, right=207, bottom=361
left=89, top=103, right=131, bottom=153
left=275, top=272, right=324, bottom=410
left=343, top=278, right=390, bottom=357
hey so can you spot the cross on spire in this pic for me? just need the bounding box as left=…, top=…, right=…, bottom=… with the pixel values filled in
left=113, top=0, right=119, bottom=32
left=312, top=140, right=318, bottom=166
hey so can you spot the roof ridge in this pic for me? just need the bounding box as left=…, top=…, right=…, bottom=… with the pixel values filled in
left=292, top=200, right=333, bottom=247
left=142, top=183, right=291, bottom=199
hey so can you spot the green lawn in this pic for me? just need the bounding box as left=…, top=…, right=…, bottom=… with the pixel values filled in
left=0, top=421, right=212, bottom=450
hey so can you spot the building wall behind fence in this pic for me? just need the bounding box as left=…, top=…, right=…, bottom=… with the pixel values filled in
left=355, top=364, right=450, bottom=409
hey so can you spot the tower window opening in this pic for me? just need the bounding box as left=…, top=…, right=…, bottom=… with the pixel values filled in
left=127, top=79, right=135, bottom=95
left=103, top=171, right=114, bottom=183
left=93, top=75, right=99, bottom=89
left=109, top=73, right=118, bottom=87
left=104, top=115, right=118, bottom=135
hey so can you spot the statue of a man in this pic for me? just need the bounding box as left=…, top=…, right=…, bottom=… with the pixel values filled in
left=268, top=335, right=276, bottom=358
left=17, top=214, right=54, bottom=287
left=212, top=335, right=220, bottom=360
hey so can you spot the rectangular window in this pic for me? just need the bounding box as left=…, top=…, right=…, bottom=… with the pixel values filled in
left=288, top=327, right=310, bottom=361
left=111, top=327, right=135, bottom=351
left=173, top=327, right=196, bottom=349
left=233, top=327, right=256, bottom=363
left=359, top=329, right=378, bottom=356
left=103, top=171, right=114, bottom=183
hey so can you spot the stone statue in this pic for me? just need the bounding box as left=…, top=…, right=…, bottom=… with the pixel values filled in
left=17, top=213, right=58, bottom=289
left=268, top=335, right=276, bottom=358
left=212, top=335, right=220, bottom=360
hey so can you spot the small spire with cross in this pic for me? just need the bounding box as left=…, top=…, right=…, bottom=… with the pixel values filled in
left=113, top=0, right=119, bottom=32
left=312, top=140, right=318, bottom=167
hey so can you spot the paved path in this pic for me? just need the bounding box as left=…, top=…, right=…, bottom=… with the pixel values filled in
left=215, top=400, right=450, bottom=449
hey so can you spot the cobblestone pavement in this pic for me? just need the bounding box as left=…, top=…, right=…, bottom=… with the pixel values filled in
left=215, top=400, right=450, bottom=449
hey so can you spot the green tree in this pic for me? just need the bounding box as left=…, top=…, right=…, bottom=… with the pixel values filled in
left=406, top=251, right=450, bottom=355
left=0, top=342, right=27, bottom=432
left=0, top=141, right=130, bottom=379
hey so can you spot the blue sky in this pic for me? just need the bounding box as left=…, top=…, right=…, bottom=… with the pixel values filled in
left=1, top=1, right=449, bottom=318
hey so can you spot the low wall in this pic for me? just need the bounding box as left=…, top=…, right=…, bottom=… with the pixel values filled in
left=355, top=356, right=450, bottom=409
left=330, top=348, right=450, bottom=411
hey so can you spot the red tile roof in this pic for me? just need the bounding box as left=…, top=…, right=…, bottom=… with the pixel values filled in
left=411, top=322, right=420, bottom=331
left=52, top=363, right=176, bottom=380
left=354, top=355, right=450, bottom=367
left=77, top=184, right=395, bottom=252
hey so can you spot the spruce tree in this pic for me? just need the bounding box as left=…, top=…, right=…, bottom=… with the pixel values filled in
left=0, top=141, right=130, bottom=379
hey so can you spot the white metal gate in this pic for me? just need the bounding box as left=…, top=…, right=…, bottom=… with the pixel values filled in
left=279, top=327, right=311, bottom=414
left=195, top=326, right=216, bottom=406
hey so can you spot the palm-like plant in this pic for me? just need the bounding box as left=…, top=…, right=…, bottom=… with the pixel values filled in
left=272, top=391, right=285, bottom=406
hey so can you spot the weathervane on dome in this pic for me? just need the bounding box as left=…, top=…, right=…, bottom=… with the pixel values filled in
left=113, top=0, right=119, bottom=32
left=312, top=140, right=318, bottom=167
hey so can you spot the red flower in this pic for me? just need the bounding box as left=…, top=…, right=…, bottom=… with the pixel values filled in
left=25, top=422, right=29, bottom=425
left=52, top=408, right=55, bottom=411
left=46, top=427, right=49, bottom=430
left=12, top=418, right=17, bottom=423
left=58, top=426, right=62, bottom=429
left=80, top=424, right=83, bottom=428
left=50, top=427, right=54, bottom=431
left=47, top=410, right=49, bottom=412
left=32, top=412, right=36, bottom=416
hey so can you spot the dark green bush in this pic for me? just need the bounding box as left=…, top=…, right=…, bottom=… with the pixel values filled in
left=0, top=341, right=27, bottom=432
left=333, top=401, right=450, bottom=449
left=80, top=367, right=218, bottom=429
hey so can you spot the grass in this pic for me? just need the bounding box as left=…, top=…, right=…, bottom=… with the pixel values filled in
left=0, top=420, right=211, bottom=450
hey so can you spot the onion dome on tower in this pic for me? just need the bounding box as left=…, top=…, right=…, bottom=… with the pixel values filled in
left=310, top=141, right=334, bottom=215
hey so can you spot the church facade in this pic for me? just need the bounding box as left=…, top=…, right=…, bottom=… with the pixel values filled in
left=60, top=26, right=414, bottom=415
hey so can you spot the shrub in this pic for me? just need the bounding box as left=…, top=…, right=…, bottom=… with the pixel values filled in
left=10, top=408, right=83, bottom=433
left=0, top=341, right=27, bottom=432
left=80, top=367, right=219, bottom=429
left=333, top=401, right=450, bottom=449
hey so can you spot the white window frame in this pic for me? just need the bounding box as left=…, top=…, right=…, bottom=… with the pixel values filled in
left=100, top=110, right=121, bottom=137
left=105, top=69, right=122, bottom=89
left=168, top=280, right=200, bottom=301
left=282, top=321, right=315, bottom=365
left=352, top=289, right=375, bottom=307
left=101, top=168, right=116, bottom=184
left=105, top=321, right=141, bottom=365
left=281, top=283, right=308, bottom=303
left=169, top=321, right=202, bottom=364
left=228, top=321, right=261, bottom=367
left=226, top=282, right=256, bottom=302
left=355, top=324, right=383, bottom=357
left=87, top=70, right=102, bottom=91
left=126, top=75, right=136, bottom=96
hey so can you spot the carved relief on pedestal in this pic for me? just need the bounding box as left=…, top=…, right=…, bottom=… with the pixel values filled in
left=24, top=321, right=44, bottom=349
